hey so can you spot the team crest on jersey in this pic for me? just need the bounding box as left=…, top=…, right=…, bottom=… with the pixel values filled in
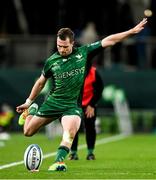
left=76, top=54, right=83, bottom=61
left=76, top=54, right=82, bottom=59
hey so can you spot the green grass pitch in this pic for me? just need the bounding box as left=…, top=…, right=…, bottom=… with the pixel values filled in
left=0, top=133, right=156, bottom=179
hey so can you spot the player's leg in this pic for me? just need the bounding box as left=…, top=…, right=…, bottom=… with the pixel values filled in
left=60, top=114, right=81, bottom=149
left=19, top=102, right=53, bottom=136
left=85, top=114, right=96, bottom=160
left=24, top=115, right=52, bottom=136
left=18, top=103, right=38, bottom=125
left=48, top=115, right=81, bottom=171
left=69, top=132, right=79, bottom=160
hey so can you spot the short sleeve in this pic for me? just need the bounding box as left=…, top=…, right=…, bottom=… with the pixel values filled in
left=86, top=41, right=102, bottom=53
left=42, top=59, right=52, bottom=78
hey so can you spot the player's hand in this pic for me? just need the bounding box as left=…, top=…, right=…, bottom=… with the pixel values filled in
left=85, top=105, right=95, bottom=118
left=16, top=103, right=29, bottom=113
left=131, top=18, right=147, bottom=34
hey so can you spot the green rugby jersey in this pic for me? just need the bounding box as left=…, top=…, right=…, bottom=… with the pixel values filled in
left=42, top=41, right=102, bottom=111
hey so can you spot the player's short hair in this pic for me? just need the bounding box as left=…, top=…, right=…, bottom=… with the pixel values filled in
left=57, top=28, right=75, bottom=42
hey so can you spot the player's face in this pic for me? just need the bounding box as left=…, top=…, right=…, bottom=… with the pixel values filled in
left=57, top=37, right=74, bottom=56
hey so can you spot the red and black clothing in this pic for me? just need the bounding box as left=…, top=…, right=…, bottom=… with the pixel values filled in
left=71, top=66, right=103, bottom=153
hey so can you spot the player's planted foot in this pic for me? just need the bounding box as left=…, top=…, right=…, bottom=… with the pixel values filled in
left=48, top=162, right=67, bottom=171
left=86, top=153, right=95, bottom=160
left=18, top=103, right=38, bottom=126
left=68, top=153, right=79, bottom=160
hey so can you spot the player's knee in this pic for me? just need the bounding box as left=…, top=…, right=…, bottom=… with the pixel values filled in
left=24, top=127, right=34, bottom=137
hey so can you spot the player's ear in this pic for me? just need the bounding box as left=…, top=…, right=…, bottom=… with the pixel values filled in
left=71, top=41, right=74, bottom=46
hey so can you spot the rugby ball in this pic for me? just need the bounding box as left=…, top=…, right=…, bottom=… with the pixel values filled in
left=24, top=144, right=43, bottom=171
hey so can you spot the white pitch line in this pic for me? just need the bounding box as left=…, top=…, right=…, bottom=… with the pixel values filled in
left=0, top=134, right=128, bottom=170
left=78, top=133, right=128, bottom=150
left=0, top=161, right=24, bottom=170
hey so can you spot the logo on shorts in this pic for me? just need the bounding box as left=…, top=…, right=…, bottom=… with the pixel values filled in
left=37, top=111, right=43, bottom=115
left=75, top=110, right=80, bottom=115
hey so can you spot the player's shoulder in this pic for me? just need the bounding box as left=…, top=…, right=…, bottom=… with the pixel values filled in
left=74, top=45, right=87, bottom=53
left=76, top=41, right=102, bottom=51
left=48, top=52, right=60, bottom=60
left=45, top=52, right=60, bottom=64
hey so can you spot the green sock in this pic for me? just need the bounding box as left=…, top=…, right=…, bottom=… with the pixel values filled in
left=88, top=149, right=94, bottom=155
left=55, top=146, right=69, bottom=162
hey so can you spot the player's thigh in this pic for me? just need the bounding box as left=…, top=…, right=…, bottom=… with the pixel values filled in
left=25, top=115, right=52, bottom=133
left=61, top=115, right=81, bottom=133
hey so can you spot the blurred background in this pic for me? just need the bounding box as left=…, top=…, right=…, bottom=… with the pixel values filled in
left=1, top=0, right=156, bottom=139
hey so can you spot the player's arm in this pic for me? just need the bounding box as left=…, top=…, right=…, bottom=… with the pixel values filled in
left=16, top=74, right=47, bottom=113
left=27, top=74, right=47, bottom=101
left=101, top=18, right=147, bottom=48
